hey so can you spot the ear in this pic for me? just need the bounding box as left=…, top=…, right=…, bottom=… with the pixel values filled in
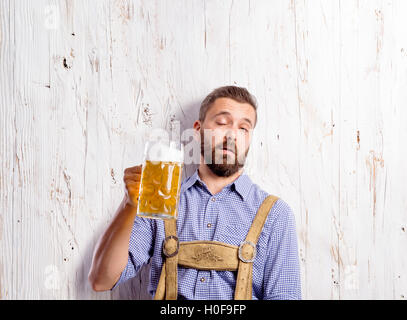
left=193, top=120, right=201, bottom=131
left=193, top=120, right=201, bottom=142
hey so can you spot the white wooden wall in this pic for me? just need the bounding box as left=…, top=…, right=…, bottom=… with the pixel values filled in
left=1, top=0, right=406, bottom=300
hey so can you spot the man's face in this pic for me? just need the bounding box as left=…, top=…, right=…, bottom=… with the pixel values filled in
left=196, top=97, right=256, bottom=177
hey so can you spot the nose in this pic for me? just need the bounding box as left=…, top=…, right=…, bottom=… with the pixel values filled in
left=223, top=130, right=237, bottom=151
left=224, top=128, right=237, bottom=141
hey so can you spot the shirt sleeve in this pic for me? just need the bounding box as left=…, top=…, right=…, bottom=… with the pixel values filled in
left=262, top=200, right=302, bottom=300
left=111, top=216, right=155, bottom=290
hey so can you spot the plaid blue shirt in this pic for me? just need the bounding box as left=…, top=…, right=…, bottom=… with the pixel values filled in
left=112, top=168, right=301, bottom=300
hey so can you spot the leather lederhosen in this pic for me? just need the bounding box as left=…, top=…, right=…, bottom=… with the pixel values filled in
left=153, top=194, right=279, bottom=300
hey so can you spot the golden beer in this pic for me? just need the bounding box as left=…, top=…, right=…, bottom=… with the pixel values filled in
left=136, top=140, right=184, bottom=219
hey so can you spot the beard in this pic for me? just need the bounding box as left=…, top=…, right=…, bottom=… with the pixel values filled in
left=200, top=129, right=249, bottom=177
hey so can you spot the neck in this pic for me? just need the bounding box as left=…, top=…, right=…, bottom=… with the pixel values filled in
left=197, top=161, right=244, bottom=196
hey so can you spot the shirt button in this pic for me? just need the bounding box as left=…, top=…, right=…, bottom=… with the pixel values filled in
left=200, top=277, right=205, bottom=282
left=211, top=197, right=216, bottom=202
left=207, top=223, right=212, bottom=228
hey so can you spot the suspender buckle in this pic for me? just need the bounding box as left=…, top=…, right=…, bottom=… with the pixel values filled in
left=162, top=235, right=180, bottom=258
left=238, top=240, right=256, bottom=263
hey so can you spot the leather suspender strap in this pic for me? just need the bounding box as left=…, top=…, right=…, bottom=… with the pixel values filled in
left=154, top=218, right=178, bottom=300
left=234, top=194, right=279, bottom=300
left=154, top=260, right=166, bottom=300
left=163, top=218, right=179, bottom=300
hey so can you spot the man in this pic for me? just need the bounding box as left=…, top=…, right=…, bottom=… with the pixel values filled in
left=88, top=85, right=301, bottom=299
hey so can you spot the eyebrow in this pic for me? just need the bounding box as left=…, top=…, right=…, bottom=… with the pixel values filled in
left=213, top=111, right=253, bottom=127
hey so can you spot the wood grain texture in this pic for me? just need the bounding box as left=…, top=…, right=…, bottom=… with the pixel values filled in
left=0, top=0, right=406, bottom=299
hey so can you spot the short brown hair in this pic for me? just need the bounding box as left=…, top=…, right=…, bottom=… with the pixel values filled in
left=199, top=85, right=258, bottom=127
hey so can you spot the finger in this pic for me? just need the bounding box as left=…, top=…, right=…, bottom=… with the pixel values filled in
left=124, top=172, right=141, bottom=179
left=123, top=172, right=142, bottom=181
left=127, top=186, right=139, bottom=195
left=124, top=169, right=141, bottom=178
left=124, top=165, right=142, bottom=175
left=125, top=181, right=140, bottom=191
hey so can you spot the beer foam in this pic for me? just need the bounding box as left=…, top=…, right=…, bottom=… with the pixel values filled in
left=145, top=141, right=184, bottom=163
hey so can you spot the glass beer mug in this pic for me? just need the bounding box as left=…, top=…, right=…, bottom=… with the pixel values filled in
left=136, top=139, right=184, bottom=220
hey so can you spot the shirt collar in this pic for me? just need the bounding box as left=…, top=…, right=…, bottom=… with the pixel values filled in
left=180, top=168, right=253, bottom=201
left=180, top=169, right=201, bottom=194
